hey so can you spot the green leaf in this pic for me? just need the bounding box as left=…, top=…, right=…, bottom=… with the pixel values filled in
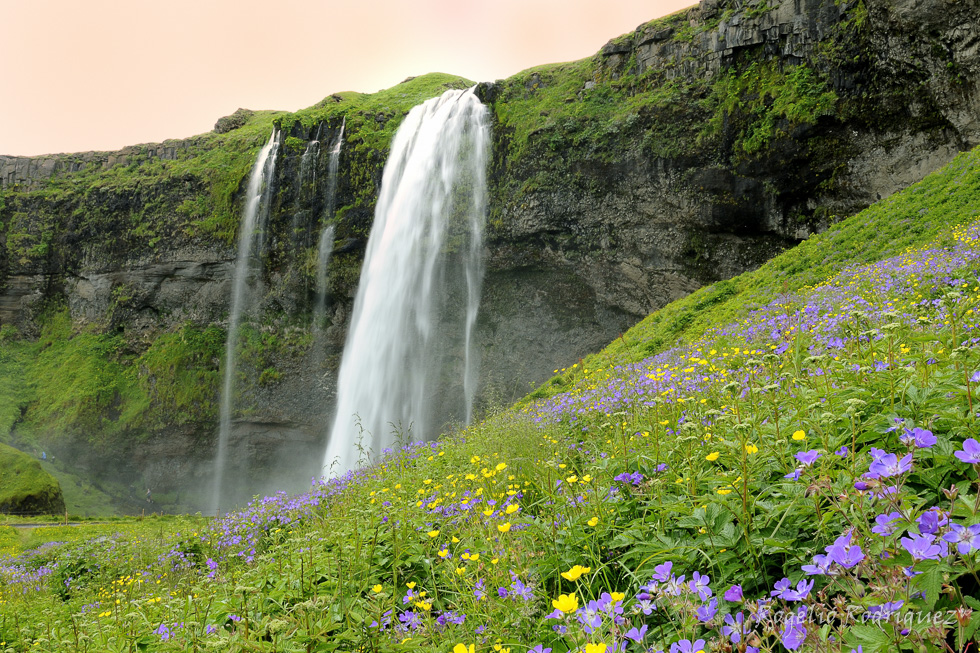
left=913, top=562, right=944, bottom=609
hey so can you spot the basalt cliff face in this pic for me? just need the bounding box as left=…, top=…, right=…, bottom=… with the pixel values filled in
left=0, top=0, right=977, bottom=510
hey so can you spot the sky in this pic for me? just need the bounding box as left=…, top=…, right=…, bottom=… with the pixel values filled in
left=1, top=0, right=692, bottom=156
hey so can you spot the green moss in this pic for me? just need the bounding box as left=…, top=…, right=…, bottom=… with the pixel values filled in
left=0, top=110, right=279, bottom=267
left=701, top=61, right=838, bottom=156
left=135, top=324, right=224, bottom=428
left=26, top=310, right=138, bottom=443
left=0, top=327, right=32, bottom=442
left=0, top=443, right=64, bottom=516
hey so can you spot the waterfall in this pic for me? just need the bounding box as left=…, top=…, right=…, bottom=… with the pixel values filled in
left=314, top=225, right=336, bottom=330
left=323, top=88, right=489, bottom=475
left=293, top=125, right=321, bottom=246
left=211, top=130, right=280, bottom=513
left=313, top=120, right=344, bottom=328
left=324, top=118, right=344, bottom=220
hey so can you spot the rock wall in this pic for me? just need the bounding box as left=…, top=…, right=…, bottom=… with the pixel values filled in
left=0, top=0, right=977, bottom=511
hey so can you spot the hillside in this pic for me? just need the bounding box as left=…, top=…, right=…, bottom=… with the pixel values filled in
left=0, top=0, right=977, bottom=510
left=1, top=142, right=978, bottom=651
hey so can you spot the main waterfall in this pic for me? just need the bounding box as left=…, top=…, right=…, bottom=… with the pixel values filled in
left=324, top=88, right=489, bottom=474
left=211, top=130, right=280, bottom=513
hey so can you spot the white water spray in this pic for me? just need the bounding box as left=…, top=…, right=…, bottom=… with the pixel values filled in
left=323, top=88, right=489, bottom=475
left=211, top=130, right=280, bottom=513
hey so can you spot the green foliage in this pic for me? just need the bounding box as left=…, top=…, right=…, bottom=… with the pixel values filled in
left=27, top=310, right=135, bottom=442
left=0, top=110, right=278, bottom=272
left=0, top=328, right=31, bottom=442
left=136, top=324, right=224, bottom=427
left=702, top=62, right=838, bottom=155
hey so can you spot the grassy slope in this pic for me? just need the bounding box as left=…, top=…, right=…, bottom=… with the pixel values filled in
left=1, top=146, right=978, bottom=650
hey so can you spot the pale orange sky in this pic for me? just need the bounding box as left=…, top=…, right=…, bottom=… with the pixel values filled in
left=0, top=0, right=692, bottom=156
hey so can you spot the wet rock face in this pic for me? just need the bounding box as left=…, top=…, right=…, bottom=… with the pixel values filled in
left=0, top=0, right=977, bottom=505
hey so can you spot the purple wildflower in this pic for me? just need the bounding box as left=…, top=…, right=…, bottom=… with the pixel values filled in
left=688, top=571, right=712, bottom=600
left=872, top=511, right=904, bottom=537
left=954, top=439, right=980, bottom=464
left=900, top=427, right=936, bottom=448
left=724, top=584, right=743, bottom=602
left=866, top=600, right=904, bottom=621
left=722, top=612, right=750, bottom=644
left=772, top=578, right=814, bottom=601
left=652, top=561, right=673, bottom=582
left=802, top=553, right=834, bottom=576
left=781, top=607, right=808, bottom=651
left=866, top=448, right=913, bottom=478
left=696, top=598, right=718, bottom=623
left=942, top=522, right=980, bottom=555
left=795, top=450, right=822, bottom=467
left=624, top=624, right=649, bottom=642
left=670, top=639, right=706, bottom=653
left=901, top=533, right=945, bottom=561
left=917, top=508, right=947, bottom=535
left=826, top=531, right=865, bottom=568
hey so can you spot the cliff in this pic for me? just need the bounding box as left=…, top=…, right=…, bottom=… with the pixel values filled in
left=0, top=0, right=977, bottom=510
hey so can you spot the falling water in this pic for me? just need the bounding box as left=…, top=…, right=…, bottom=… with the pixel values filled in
left=313, top=225, right=336, bottom=330
left=292, top=125, right=321, bottom=246
left=211, top=130, right=280, bottom=513
left=324, top=118, right=344, bottom=220
left=313, top=120, right=345, bottom=326
left=323, top=88, right=489, bottom=475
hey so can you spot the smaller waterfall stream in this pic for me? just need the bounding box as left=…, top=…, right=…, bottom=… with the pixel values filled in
left=324, top=88, right=489, bottom=475
left=211, top=130, right=280, bottom=514
left=313, top=120, right=344, bottom=327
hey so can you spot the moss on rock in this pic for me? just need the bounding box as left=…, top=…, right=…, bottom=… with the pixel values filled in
left=0, top=443, right=65, bottom=516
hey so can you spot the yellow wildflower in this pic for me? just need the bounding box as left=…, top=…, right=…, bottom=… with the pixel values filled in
left=706, top=451, right=720, bottom=461
left=552, top=593, right=579, bottom=613
left=561, top=565, right=591, bottom=581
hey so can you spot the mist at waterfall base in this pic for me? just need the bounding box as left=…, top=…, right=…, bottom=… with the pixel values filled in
left=324, top=88, right=490, bottom=476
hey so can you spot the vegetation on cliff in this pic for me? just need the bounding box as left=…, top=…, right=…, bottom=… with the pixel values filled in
left=2, top=143, right=978, bottom=651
